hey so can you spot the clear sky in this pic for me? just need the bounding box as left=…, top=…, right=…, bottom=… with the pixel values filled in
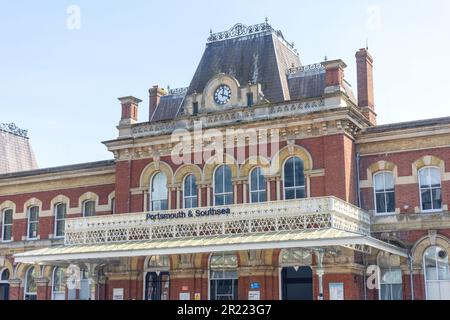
left=1, top=1, right=449, bottom=168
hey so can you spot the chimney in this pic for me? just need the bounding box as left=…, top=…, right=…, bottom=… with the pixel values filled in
left=323, top=59, right=347, bottom=93
left=149, top=85, right=166, bottom=121
left=356, top=48, right=376, bottom=124
left=118, top=96, right=142, bottom=126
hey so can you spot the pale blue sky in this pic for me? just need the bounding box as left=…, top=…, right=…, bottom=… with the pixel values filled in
left=1, top=1, right=449, bottom=168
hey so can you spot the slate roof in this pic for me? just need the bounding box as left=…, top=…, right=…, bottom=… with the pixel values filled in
left=0, top=128, right=38, bottom=174
left=187, top=31, right=300, bottom=103
left=364, top=117, right=450, bottom=133
left=0, top=160, right=115, bottom=180
left=150, top=94, right=185, bottom=122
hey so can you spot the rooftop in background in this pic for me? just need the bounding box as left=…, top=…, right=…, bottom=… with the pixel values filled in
left=0, top=122, right=38, bottom=174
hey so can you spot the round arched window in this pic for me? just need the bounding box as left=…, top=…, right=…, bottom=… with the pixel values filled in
left=424, top=246, right=450, bottom=300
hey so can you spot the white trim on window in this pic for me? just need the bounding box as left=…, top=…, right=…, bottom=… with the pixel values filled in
left=26, top=206, right=39, bottom=240
left=1, top=208, right=13, bottom=242
left=183, top=174, right=198, bottom=209
left=24, top=266, right=37, bottom=300
left=150, top=172, right=169, bottom=211
left=213, top=165, right=233, bottom=206
left=249, top=167, right=267, bottom=203
left=282, top=156, right=306, bottom=200
left=418, top=166, right=443, bottom=213
left=51, top=267, right=66, bottom=300
left=53, top=203, right=67, bottom=239
left=373, top=171, right=396, bottom=216
left=82, top=200, right=96, bottom=217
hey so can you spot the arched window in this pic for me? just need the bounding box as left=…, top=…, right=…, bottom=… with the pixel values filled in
left=147, top=255, right=170, bottom=269
left=283, top=157, right=305, bottom=200
left=144, top=256, right=170, bottom=301
left=378, top=253, right=402, bottom=300
left=54, top=203, right=67, bottom=238
left=424, top=246, right=450, bottom=300
left=24, top=267, right=38, bottom=300
left=373, top=172, right=395, bottom=215
left=209, top=252, right=238, bottom=300
left=280, top=248, right=312, bottom=267
left=27, top=206, right=39, bottom=240
left=150, top=172, right=168, bottom=211
left=419, top=167, right=442, bottom=212
left=0, top=268, right=10, bottom=281
left=52, top=267, right=66, bottom=300
left=82, top=200, right=96, bottom=217
left=1, top=209, right=13, bottom=242
left=183, top=175, right=198, bottom=209
left=214, top=165, right=233, bottom=205
left=0, top=268, right=10, bottom=301
left=249, top=167, right=266, bottom=203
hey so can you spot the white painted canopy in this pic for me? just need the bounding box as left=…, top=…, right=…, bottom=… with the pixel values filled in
left=14, top=228, right=407, bottom=264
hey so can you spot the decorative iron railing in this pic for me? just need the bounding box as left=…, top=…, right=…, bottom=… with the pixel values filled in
left=64, top=197, right=370, bottom=246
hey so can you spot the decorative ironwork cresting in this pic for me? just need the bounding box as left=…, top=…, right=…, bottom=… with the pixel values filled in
left=287, top=63, right=325, bottom=75
left=207, top=21, right=296, bottom=52
left=168, top=87, right=188, bottom=96
left=64, top=197, right=371, bottom=246
left=0, top=122, right=28, bottom=138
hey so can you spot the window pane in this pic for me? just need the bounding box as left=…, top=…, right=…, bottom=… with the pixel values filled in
left=386, top=192, right=395, bottom=213
left=29, top=222, right=38, bottom=238
left=223, top=166, right=232, bottom=193
left=56, top=204, right=66, bottom=219
left=215, top=196, right=224, bottom=206
left=384, top=173, right=394, bottom=190
left=4, top=225, right=12, bottom=240
left=224, top=194, right=233, bottom=205
left=29, top=207, right=39, bottom=221
left=432, top=189, right=442, bottom=210
left=374, top=173, right=385, bottom=192
left=284, top=159, right=294, bottom=188
left=152, top=173, right=168, bottom=201
left=259, top=191, right=266, bottom=202
left=295, top=187, right=306, bottom=199
left=419, top=169, right=430, bottom=188
left=56, top=220, right=65, bottom=237
left=4, top=210, right=13, bottom=224
left=84, top=201, right=96, bottom=217
left=215, top=166, right=224, bottom=193
left=421, top=190, right=432, bottom=211
left=285, top=189, right=295, bottom=200
left=250, top=169, right=258, bottom=190
left=294, top=158, right=304, bottom=186
left=429, top=168, right=441, bottom=187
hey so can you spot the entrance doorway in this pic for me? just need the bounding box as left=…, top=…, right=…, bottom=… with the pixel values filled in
left=281, top=266, right=313, bottom=300
left=145, top=272, right=170, bottom=300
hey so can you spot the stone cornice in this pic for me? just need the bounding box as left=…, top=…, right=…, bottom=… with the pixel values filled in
left=371, top=212, right=450, bottom=233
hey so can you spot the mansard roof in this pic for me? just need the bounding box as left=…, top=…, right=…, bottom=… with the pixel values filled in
left=187, top=22, right=301, bottom=103
left=0, top=123, right=38, bottom=174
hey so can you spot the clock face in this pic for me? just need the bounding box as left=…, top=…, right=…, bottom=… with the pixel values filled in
left=214, top=85, right=232, bottom=105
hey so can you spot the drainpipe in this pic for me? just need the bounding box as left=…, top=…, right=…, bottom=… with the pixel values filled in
left=356, top=152, right=362, bottom=208
left=408, top=252, right=415, bottom=300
